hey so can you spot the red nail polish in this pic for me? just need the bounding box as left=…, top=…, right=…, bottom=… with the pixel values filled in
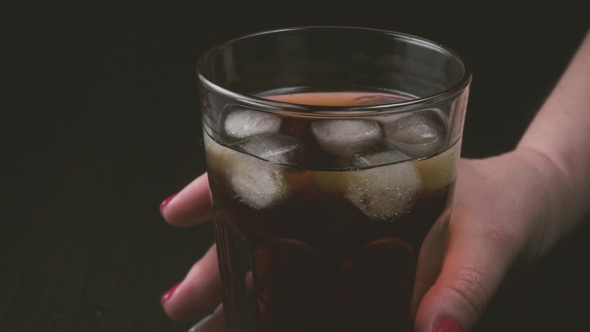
left=160, top=283, right=181, bottom=305
left=435, top=317, right=462, bottom=332
left=160, top=194, right=177, bottom=215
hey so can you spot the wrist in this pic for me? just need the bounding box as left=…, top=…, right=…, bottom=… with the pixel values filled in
left=512, top=146, right=582, bottom=243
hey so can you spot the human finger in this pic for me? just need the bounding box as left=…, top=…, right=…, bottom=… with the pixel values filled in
left=188, top=304, right=225, bottom=332
left=413, top=207, right=520, bottom=332
left=160, top=173, right=213, bottom=227
left=161, top=245, right=222, bottom=321
left=411, top=209, right=450, bottom=318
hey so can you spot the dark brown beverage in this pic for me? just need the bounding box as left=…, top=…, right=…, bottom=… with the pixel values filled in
left=204, top=91, right=459, bottom=332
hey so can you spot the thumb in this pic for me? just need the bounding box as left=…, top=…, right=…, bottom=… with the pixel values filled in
left=414, top=215, right=518, bottom=332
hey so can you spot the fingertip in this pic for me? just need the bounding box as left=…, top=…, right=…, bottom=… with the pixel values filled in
left=161, top=280, right=202, bottom=321
left=160, top=173, right=213, bottom=227
left=160, top=193, right=178, bottom=217
left=160, top=281, right=192, bottom=321
left=160, top=282, right=181, bottom=306
left=434, top=317, right=462, bottom=332
left=414, top=230, right=511, bottom=332
left=161, top=246, right=222, bottom=322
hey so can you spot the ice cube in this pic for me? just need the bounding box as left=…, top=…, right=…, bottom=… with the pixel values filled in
left=311, top=150, right=423, bottom=220
left=345, top=152, right=423, bottom=221
left=204, top=133, right=291, bottom=209
left=384, top=110, right=446, bottom=158
left=222, top=107, right=282, bottom=140
left=311, top=120, right=382, bottom=156
left=237, top=134, right=305, bottom=166
left=350, top=146, right=410, bottom=168
left=227, top=154, right=291, bottom=210
left=414, top=142, right=459, bottom=190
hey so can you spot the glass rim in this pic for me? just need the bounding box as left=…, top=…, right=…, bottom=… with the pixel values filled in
left=196, top=26, right=472, bottom=117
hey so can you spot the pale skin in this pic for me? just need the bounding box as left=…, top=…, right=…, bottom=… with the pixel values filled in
left=160, top=29, right=590, bottom=332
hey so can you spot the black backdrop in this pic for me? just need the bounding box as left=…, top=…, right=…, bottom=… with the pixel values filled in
left=2, top=1, right=590, bottom=331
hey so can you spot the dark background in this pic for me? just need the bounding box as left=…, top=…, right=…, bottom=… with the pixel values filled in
left=2, top=1, right=590, bottom=331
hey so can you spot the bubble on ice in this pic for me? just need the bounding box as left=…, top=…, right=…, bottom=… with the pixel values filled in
left=223, top=108, right=282, bottom=140
left=346, top=151, right=423, bottom=221
left=311, top=149, right=422, bottom=219
left=384, top=110, right=446, bottom=158
left=203, top=133, right=292, bottom=210
left=345, top=166, right=422, bottom=221
left=237, top=134, right=305, bottom=166
left=311, top=120, right=382, bottom=156
left=227, top=153, right=292, bottom=210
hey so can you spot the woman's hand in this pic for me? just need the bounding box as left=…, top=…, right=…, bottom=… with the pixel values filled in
left=159, top=174, right=223, bottom=327
left=413, top=147, right=569, bottom=331
left=158, top=146, right=570, bottom=332
left=160, top=29, right=590, bottom=331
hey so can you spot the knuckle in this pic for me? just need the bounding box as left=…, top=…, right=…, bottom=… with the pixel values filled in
left=447, top=266, right=491, bottom=317
left=480, top=217, right=526, bottom=257
left=484, top=223, right=519, bottom=247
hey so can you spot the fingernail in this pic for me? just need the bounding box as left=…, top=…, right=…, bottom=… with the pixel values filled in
left=160, top=194, right=177, bottom=215
left=160, top=282, right=181, bottom=305
left=435, top=317, right=462, bottom=332
left=188, top=314, right=212, bottom=332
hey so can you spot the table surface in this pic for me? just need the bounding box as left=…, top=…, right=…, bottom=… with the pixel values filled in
left=3, top=1, right=590, bottom=331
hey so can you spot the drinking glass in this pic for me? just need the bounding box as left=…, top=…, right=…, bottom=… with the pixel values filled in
left=196, top=26, right=471, bottom=332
